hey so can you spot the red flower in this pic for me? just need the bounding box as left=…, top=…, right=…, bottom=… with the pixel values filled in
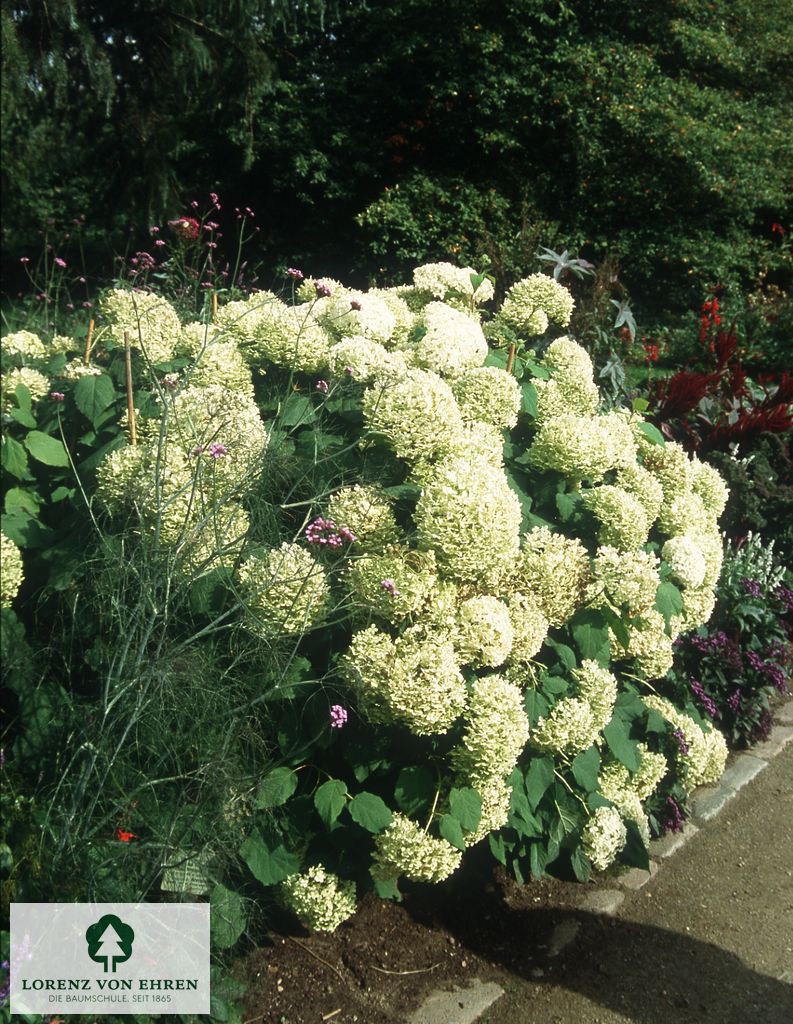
left=643, top=342, right=659, bottom=363
left=771, top=222, right=785, bottom=236
left=116, top=827, right=137, bottom=843
left=168, top=216, right=200, bottom=241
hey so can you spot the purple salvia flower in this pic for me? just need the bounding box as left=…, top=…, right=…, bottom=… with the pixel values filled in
left=672, top=729, right=690, bottom=756
left=741, top=577, right=763, bottom=598
left=663, top=797, right=684, bottom=835
left=775, top=583, right=793, bottom=612
left=727, top=689, right=742, bottom=713
left=689, top=678, right=718, bottom=719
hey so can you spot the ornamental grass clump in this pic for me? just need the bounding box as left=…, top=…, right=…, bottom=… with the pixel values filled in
left=2, top=262, right=735, bottom=944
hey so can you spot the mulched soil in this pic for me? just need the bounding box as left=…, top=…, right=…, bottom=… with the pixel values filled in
left=235, top=850, right=586, bottom=1024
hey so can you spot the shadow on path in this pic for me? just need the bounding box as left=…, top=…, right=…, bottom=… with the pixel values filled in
left=406, top=891, right=793, bottom=1024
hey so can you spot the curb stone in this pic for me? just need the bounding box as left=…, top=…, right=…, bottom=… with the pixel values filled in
left=409, top=980, right=504, bottom=1024
left=420, top=700, right=792, bottom=1023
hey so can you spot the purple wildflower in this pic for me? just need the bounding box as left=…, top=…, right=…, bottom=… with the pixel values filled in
left=672, top=729, right=690, bottom=756
left=741, top=577, right=763, bottom=598
left=54, top=256, right=67, bottom=268
left=663, top=797, right=685, bottom=835
left=689, top=678, right=718, bottom=719
left=380, top=578, right=400, bottom=597
left=315, top=280, right=332, bottom=298
left=315, top=380, right=330, bottom=394
left=208, top=442, right=228, bottom=459
left=775, top=583, right=793, bottom=613
left=727, top=689, right=742, bottom=713
left=305, top=517, right=353, bottom=549
left=350, top=299, right=362, bottom=311
left=49, top=391, right=65, bottom=402
left=330, top=704, right=348, bottom=729
left=746, top=650, right=764, bottom=671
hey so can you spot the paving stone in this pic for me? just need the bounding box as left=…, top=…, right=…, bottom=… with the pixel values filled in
left=690, top=784, right=736, bottom=822
left=649, top=822, right=699, bottom=859
left=409, top=980, right=504, bottom=1024
left=548, top=918, right=581, bottom=957
left=617, top=860, right=658, bottom=890
left=580, top=889, right=625, bottom=915
left=749, top=725, right=793, bottom=760
left=718, top=754, right=768, bottom=792
left=775, top=698, right=793, bottom=725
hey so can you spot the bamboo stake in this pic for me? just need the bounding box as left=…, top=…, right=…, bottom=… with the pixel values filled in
left=506, top=343, right=517, bottom=375
left=82, top=319, right=95, bottom=366
left=211, top=290, right=218, bottom=322
left=124, top=331, right=137, bottom=446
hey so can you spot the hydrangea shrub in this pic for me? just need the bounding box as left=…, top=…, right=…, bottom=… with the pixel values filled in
left=1, top=263, right=734, bottom=935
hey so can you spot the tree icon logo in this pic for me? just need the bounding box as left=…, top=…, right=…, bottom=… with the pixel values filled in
left=85, top=914, right=135, bottom=973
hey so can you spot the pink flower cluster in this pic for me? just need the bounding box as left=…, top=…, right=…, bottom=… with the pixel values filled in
left=305, top=517, right=355, bottom=549
left=330, top=705, right=348, bottom=729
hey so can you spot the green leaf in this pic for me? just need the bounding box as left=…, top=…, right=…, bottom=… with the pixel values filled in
left=372, top=875, right=401, bottom=900
left=603, top=718, right=641, bottom=771
left=24, top=430, right=70, bottom=467
left=4, top=488, right=40, bottom=515
left=74, top=372, right=116, bottom=425
left=210, top=884, right=247, bottom=949
left=525, top=756, right=555, bottom=811
left=530, top=841, right=550, bottom=880
left=655, top=581, right=684, bottom=630
left=645, top=709, right=667, bottom=734
left=524, top=688, right=550, bottom=727
left=539, top=674, right=568, bottom=696
left=348, top=792, right=392, bottom=833
left=621, top=820, right=650, bottom=870
left=449, top=787, right=482, bottom=833
left=632, top=397, right=649, bottom=414
left=637, top=421, right=665, bottom=446
left=239, top=829, right=299, bottom=886
left=0, top=509, right=52, bottom=548
left=555, top=489, right=579, bottom=522
left=601, top=605, right=630, bottom=651
left=545, top=639, right=577, bottom=671
left=484, top=348, right=508, bottom=370
left=439, top=813, right=466, bottom=850
left=571, top=746, right=601, bottom=792
left=394, top=766, right=436, bottom=816
left=570, top=609, right=611, bottom=665
left=525, top=359, right=551, bottom=380
left=570, top=846, right=592, bottom=882
left=1, top=436, right=30, bottom=479
left=9, top=406, right=37, bottom=428
left=280, top=394, right=316, bottom=427
left=488, top=832, right=508, bottom=866
left=253, top=767, right=298, bottom=809
left=521, top=380, right=538, bottom=418
left=14, top=383, right=32, bottom=412
left=314, top=779, right=348, bottom=828
left=49, top=486, right=74, bottom=503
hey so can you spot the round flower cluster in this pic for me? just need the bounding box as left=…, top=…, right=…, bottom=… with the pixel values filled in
left=597, top=769, right=651, bottom=847
left=1, top=532, right=24, bottom=606
left=582, top=485, right=651, bottom=551
left=413, top=301, right=488, bottom=378
left=326, top=485, right=400, bottom=553
left=533, top=337, right=600, bottom=423
left=458, top=775, right=512, bottom=846
left=454, top=595, right=514, bottom=668
left=505, top=592, right=550, bottom=664
left=373, top=813, right=462, bottom=883
left=281, top=865, right=357, bottom=933
left=56, top=360, right=104, bottom=381
left=238, top=542, right=330, bottom=636
left=582, top=805, right=627, bottom=871
left=531, top=698, right=600, bottom=755
left=510, top=527, right=590, bottom=627
left=662, top=535, right=707, bottom=589
left=319, top=291, right=397, bottom=344
left=414, top=455, right=521, bottom=587
left=590, top=546, right=660, bottom=614
left=341, top=625, right=466, bottom=735
left=345, top=547, right=437, bottom=624
left=643, top=695, right=727, bottom=792
left=451, top=366, right=522, bottom=430
left=499, top=273, right=574, bottom=334
left=611, top=609, right=675, bottom=680
left=363, top=369, right=463, bottom=465
left=1, top=366, right=50, bottom=409
left=328, top=336, right=409, bottom=383
left=573, top=660, right=618, bottom=732
left=528, top=412, right=635, bottom=482
left=413, top=262, right=495, bottom=305
left=1, top=330, right=47, bottom=366
left=451, top=675, right=529, bottom=779
left=99, top=288, right=182, bottom=365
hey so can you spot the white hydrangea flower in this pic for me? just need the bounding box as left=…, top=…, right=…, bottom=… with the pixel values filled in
left=413, top=301, right=488, bottom=378
left=281, top=865, right=357, bottom=932
left=662, top=535, right=707, bottom=589
left=499, top=273, right=574, bottom=332
left=1, top=330, right=47, bottom=365
left=528, top=412, right=635, bottom=482
left=1, top=367, right=50, bottom=408
left=345, top=547, right=437, bottom=625
left=238, top=542, right=330, bottom=636
left=413, top=262, right=494, bottom=305
left=573, top=660, right=618, bottom=731
left=582, top=805, right=627, bottom=871
left=326, top=485, right=401, bottom=552
left=373, top=813, right=462, bottom=883
left=327, top=336, right=409, bottom=383
left=506, top=592, right=549, bottom=664
left=610, top=609, right=675, bottom=680
left=100, top=288, right=182, bottom=364
left=531, top=697, right=599, bottom=755
left=1, top=533, right=24, bottom=607
left=454, top=595, right=514, bottom=668
left=582, top=485, right=652, bottom=551
left=643, top=695, right=727, bottom=793
left=591, top=546, right=660, bottom=613
left=319, top=290, right=397, bottom=344
left=451, top=674, right=529, bottom=780
left=510, top=527, right=590, bottom=627
left=451, top=366, right=522, bottom=430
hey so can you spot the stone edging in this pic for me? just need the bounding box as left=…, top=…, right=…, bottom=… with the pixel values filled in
left=409, top=697, right=793, bottom=1024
